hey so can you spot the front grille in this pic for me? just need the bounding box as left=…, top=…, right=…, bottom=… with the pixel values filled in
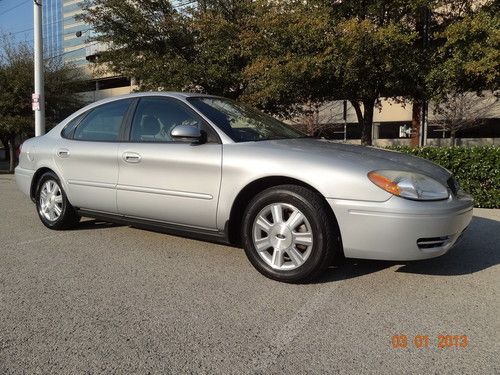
left=447, top=176, right=459, bottom=196
left=417, top=236, right=451, bottom=249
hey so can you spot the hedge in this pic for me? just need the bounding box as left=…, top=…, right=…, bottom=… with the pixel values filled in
left=387, top=146, right=500, bottom=209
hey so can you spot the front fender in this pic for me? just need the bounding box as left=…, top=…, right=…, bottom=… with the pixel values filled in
left=217, top=144, right=391, bottom=230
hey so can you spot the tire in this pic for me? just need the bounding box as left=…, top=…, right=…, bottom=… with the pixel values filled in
left=35, top=171, right=80, bottom=230
left=242, top=184, right=341, bottom=283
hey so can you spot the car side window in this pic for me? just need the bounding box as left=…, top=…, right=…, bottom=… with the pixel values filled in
left=73, top=99, right=131, bottom=142
left=130, top=98, right=203, bottom=143
left=61, top=113, right=85, bottom=139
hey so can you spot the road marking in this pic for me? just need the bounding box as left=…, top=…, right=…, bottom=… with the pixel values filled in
left=252, top=286, right=337, bottom=373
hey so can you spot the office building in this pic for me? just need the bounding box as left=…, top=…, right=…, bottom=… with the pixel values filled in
left=60, top=0, right=135, bottom=100
left=42, top=0, right=63, bottom=59
left=62, top=0, right=88, bottom=66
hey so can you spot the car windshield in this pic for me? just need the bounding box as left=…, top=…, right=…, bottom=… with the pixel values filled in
left=187, top=97, right=306, bottom=142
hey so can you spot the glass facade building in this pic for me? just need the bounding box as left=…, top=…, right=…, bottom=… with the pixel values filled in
left=62, top=0, right=89, bottom=67
left=42, top=0, right=63, bottom=59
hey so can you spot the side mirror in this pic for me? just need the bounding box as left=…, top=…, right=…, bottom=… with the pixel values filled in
left=170, top=125, right=203, bottom=142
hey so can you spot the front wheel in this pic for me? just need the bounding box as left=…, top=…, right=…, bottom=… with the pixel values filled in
left=35, top=172, right=80, bottom=230
left=242, top=185, right=340, bottom=283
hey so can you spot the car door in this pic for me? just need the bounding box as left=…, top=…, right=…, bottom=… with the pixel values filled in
left=55, top=99, right=132, bottom=213
left=116, top=96, right=222, bottom=229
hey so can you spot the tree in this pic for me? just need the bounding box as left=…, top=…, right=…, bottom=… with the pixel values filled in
left=431, top=91, right=499, bottom=146
left=243, top=0, right=423, bottom=145
left=428, top=4, right=499, bottom=100
left=245, top=0, right=499, bottom=146
left=80, top=0, right=252, bottom=98
left=241, top=1, right=334, bottom=120
left=326, top=17, right=419, bottom=145
left=293, top=101, right=345, bottom=137
left=425, top=2, right=499, bottom=145
left=0, top=35, right=84, bottom=172
left=0, top=39, right=33, bottom=172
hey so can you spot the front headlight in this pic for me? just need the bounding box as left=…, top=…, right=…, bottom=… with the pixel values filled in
left=368, top=170, right=449, bottom=201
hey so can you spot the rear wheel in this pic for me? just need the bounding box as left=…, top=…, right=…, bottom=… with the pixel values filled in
left=35, top=172, right=80, bottom=230
left=242, top=185, right=340, bottom=283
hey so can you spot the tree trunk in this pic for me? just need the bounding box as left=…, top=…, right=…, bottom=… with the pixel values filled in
left=411, top=101, right=421, bottom=147
left=8, top=138, right=15, bottom=173
left=350, top=100, right=365, bottom=143
left=350, top=99, right=375, bottom=146
left=350, top=100, right=363, bottom=126
left=450, top=130, right=457, bottom=146
left=361, top=99, right=375, bottom=146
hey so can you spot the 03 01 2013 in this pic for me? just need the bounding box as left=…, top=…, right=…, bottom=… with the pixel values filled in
left=391, top=335, right=469, bottom=349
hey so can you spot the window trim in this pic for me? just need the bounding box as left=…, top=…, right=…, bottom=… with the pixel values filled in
left=122, top=96, right=222, bottom=145
left=62, top=99, right=133, bottom=143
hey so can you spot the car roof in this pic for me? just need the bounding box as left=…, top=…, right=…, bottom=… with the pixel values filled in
left=89, top=91, right=220, bottom=107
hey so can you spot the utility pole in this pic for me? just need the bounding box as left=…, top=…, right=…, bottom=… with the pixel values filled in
left=33, top=0, right=45, bottom=136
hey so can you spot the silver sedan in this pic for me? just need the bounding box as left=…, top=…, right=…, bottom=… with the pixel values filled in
left=15, top=92, right=473, bottom=282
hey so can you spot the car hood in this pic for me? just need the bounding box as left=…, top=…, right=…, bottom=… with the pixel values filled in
left=245, top=138, right=452, bottom=185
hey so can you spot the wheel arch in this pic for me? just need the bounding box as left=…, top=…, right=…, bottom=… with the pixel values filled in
left=227, top=176, right=341, bottom=248
left=30, top=167, right=59, bottom=202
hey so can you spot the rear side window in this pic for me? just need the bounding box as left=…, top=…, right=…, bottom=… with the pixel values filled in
left=61, top=113, right=85, bottom=139
left=73, top=99, right=131, bottom=141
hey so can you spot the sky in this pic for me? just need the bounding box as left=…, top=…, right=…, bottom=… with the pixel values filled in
left=0, top=0, right=35, bottom=45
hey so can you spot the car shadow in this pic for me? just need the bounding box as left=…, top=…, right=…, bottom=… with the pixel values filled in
left=318, top=259, right=394, bottom=283
left=395, top=215, right=499, bottom=276
left=73, top=219, right=124, bottom=231
left=316, top=215, right=499, bottom=283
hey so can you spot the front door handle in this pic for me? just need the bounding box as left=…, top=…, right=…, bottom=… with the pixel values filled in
left=57, top=149, right=69, bottom=158
left=122, top=152, right=141, bottom=163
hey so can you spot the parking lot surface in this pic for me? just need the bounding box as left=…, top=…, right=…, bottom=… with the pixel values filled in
left=0, top=174, right=498, bottom=374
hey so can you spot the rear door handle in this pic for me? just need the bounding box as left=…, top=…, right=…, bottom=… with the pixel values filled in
left=57, top=149, right=69, bottom=158
left=122, top=152, right=141, bottom=163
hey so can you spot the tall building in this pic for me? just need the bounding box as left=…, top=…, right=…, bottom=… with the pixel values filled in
left=42, top=0, right=63, bottom=59
left=62, top=0, right=88, bottom=66
left=60, top=0, right=135, bottom=102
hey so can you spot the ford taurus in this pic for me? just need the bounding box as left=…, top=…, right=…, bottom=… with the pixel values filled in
left=15, top=92, right=474, bottom=282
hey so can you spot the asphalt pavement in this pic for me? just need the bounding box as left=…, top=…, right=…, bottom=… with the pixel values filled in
left=0, top=174, right=498, bottom=374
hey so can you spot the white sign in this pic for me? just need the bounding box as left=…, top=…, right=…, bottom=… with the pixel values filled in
left=32, top=93, right=40, bottom=111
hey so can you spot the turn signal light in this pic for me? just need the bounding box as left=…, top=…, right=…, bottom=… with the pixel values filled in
left=368, top=171, right=401, bottom=196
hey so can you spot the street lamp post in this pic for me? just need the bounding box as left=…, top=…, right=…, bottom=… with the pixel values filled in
left=33, top=0, right=45, bottom=136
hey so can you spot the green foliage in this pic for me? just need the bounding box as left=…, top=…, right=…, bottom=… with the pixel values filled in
left=428, top=6, right=500, bottom=99
left=241, top=1, right=331, bottom=115
left=0, top=35, right=84, bottom=172
left=80, top=0, right=252, bottom=98
left=325, top=17, right=419, bottom=102
left=242, top=1, right=423, bottom=145
left=389, top=146, right=500, bottom=208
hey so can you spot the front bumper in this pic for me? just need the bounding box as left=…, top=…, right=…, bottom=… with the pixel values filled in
left=328, top=193, right=474, bottom=261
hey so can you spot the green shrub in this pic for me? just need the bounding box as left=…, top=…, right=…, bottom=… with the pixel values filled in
left=387, top=146, right=500, bottom=209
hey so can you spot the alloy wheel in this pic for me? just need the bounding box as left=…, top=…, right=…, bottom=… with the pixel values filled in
left=252, top=202, right=314, bottom=270
left=39, top=180, right=63, bottom=222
